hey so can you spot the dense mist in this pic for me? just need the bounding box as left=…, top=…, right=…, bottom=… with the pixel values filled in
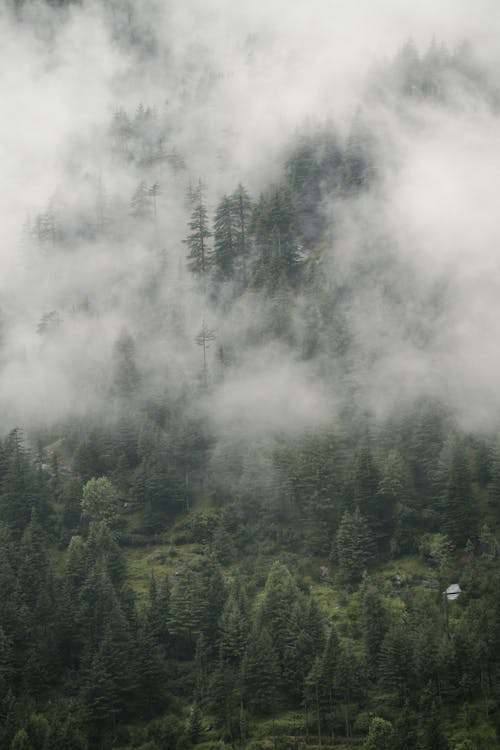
left=2, top=0, right=500, bottom=433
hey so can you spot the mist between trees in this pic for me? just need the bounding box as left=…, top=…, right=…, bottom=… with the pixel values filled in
left=0, top=2, right=500, bottom=749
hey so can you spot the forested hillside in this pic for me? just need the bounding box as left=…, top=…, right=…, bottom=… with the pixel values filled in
left=1, top=2, right=500, bottom=749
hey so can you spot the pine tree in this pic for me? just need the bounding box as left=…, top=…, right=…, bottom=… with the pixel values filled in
left=335, top=640, right=364, bottom=739
left=81, top=650, right=119, bottom=736
left=259, top=560, right=301, bottom=666
left=242, top=626, right=280, bottom=715
left=351, top=443, right=381, bottom=537
left=441, top=442, right=477, bottom=547
left=282, top=602, right=313, bottom=699
left=377, top=449, right=412, bottom=550
left=251, top=187, right=300, bottom=286
left=421, top=701, right=449, bottom=750
left=209, top=660, right=240, bottom=738
left=333, top=507, right=374, bottom=583
left=129, top=181, right=154, bottom=220
left=0, top=430, right=41, bottom=537
left=218, top=593, right=247, bottom=666
left=379, top=621, right=415, bottom=706
left=304, top=624, right=342, bottom=736
left=146, top=574, right=171, bottom=648
left=361, top=582, right=388, bottom=677
left=231, top=184, right=252, bottom=263
left=184, top=182, right=211, bottom=278
left=0, top=628, right=13, bottom=700
left=212, top=195, right=236, bottom=280
left=112, top=329, right=141, bottom=400
left=392, top=701, right=417, bottom=750
left=488, top=438, right=500, bottom=503
left=132, top=617, right=166, bottom=718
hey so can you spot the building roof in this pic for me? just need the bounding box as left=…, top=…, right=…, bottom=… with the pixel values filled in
left=445, top=583, right=462, bottom=600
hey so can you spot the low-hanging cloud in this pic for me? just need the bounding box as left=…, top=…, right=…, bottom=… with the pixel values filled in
left=1, top=0, right=500, bottom=435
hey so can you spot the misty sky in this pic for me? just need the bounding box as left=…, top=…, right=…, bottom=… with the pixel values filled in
left=1, top=0, right=500, bottom=433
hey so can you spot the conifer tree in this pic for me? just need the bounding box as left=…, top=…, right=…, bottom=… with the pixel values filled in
left=212, top=195, right=236, bottom=280
left=333, top=507, right=374, bottom=582
left=218, top=593, right=247, bottom=666
left=352, top=443, right=381, bottom=537
left=130, top=181, right=154, bottom=220
left=361, top=582, right=389, bottom=677
left=232, top=184, right=252, bottom=262
left=242, top=626, right=280, bottom=715
left=379, top=621, right=415, bottom=706
left=112, top=329, right=141, bottom=400
left=146, top=575, right=171, bottom=649
left=184, top=182, right=211, bottom=279
left=441, top=441, right=477, bottom=547
left=259, top=560, right=301, bottom=666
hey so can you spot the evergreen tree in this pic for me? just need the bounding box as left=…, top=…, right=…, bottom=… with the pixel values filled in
left=112, top=329, right=141, bottom=400
left=81, top=650, right=120, bottom=737
left=361, top=581, right=389, bottom=677
left=184, top=182, right=211, bottom=278
left=212, top=195, right=236, bottom=280
left=282, top=600, right=318, bottom=699
left=392, top=701, right=417, bottom=750
left=130, top=181, right=154, bottom=220
left=441, top=441, right=477, bottom=547
left=133, top=422, right=184, bottom=529
left=333, top=507, right=374, bottom=583
left=133, top=617, right=166, bottom=718
left=377, top=449, right=412, bottom=550
left=379, top=620, right=415, bottom=706
left=305, top=624, right=342, bottom=733
left=251, top=187, right=300, bottom=286
left=259, top=560, right=301, bottom=666
left=146, top=574, right=171, bottom=648
left=488, top=437, right=500, bottom=504
left=242, top=626, right=280, bottom=715
left=231, top=184, right=252, bottom=264
left=73, top=432, right=108, bottom=486
left=218, top=593, right=247, bottom=666
left=209, top=660, right=240, bottom=739
left=421, top=700, right=449, bottom=750
left=0, top=430, right=43, bottom=537
left=351, top=442, right=381, bottom=539
left=335, top=640, right=364, bottom=739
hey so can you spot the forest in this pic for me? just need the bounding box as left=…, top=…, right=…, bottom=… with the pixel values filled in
left=1, top=1, right=500, bottom=749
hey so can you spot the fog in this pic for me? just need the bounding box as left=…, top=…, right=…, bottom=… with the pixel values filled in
left=1, top=0, right=499, bottom=435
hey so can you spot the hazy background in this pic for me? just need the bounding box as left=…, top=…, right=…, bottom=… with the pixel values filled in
left=1, top=0, right=500, bottom=433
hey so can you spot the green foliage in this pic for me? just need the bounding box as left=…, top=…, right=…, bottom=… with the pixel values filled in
left=184, top=182, right=211, bottom=278
left=211, top=186, right=252, bottom=281
left=0, top=429, right=49, bottom=537
left=81, top=477, right=118, bottom=527
left=242, top=626, right=280, bottom=715
left=258, top=560, right=301, bottom=664
left=2, top=83, right=500, bottom=750
left=362, top=717, right=393, bottom=750
left=251, top=187, right=300, bottom=287
left=334, top=507, right=374, bottom=582
left=441, top=441, right=478, bottom=547
left=11, top=729, right=33, bottom=750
